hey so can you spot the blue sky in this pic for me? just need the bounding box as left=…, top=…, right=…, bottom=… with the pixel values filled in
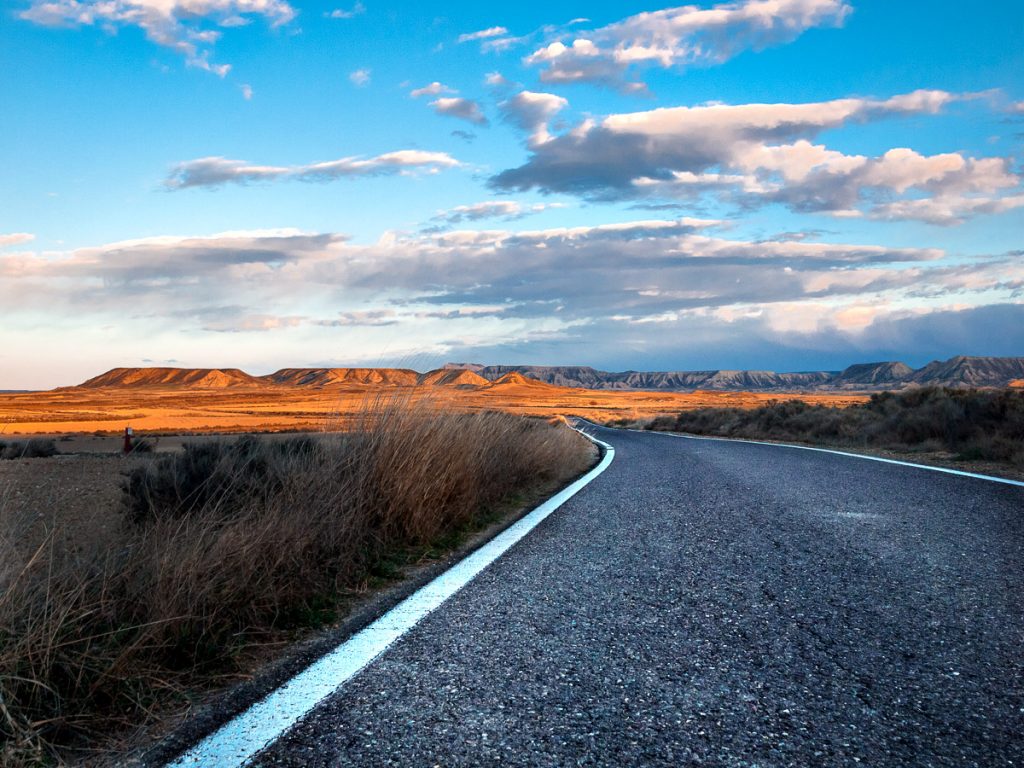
left=1, top=0, right=1022, bottom=388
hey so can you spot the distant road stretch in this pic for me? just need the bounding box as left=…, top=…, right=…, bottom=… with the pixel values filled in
left=237, top=424, right=1023, bottom=765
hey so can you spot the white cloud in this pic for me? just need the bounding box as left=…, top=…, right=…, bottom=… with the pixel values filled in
left=325, top=2, right=364, bottom=19
left=426, top=201, right=566, bottom=229
left=490, top=89, right=1024, bottom=224
left=0, top=233, right=35, bottom=249
left=429, top=97, right=488, bottom=126
left=523, top=0, right=851, bottom=90
left=485, top=71, right=512, bottom=88
left=481, top=34, right=530, bottom=54
left=499, top=90, right=569, bottom=146
left=869, top=194, right=1024, bottom=226
left=165, top=150, right=461, bottom=189
left=316, top=309, right=398, bottom=327
left=457, top=26, right=508, bottom=43
left=204, top=313, right=305, bottom=332
left=240, top=83, right=253, bottom=100
left=410, top=81, right=456, bottom=98
left=20, top=0, right=295, bottom=75
left=349, top=67, right=371, bottom=86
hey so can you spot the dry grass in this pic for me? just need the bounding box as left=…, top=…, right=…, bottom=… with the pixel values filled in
left=620, top=387, right=1024, bottom=469
left=0, top=400, right=592, bottom=765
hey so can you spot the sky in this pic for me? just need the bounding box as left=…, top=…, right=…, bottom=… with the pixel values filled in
left=1, top=0, right=1023, bottom=389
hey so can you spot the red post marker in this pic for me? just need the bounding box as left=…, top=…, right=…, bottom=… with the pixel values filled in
left=124, top=426, right=133, bottom=454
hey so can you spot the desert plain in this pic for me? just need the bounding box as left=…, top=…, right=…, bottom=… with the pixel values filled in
left=0, top=366, right=867, bottom=438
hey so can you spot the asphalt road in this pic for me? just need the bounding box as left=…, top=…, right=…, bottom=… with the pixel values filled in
left=251, top=425, right=1024, bottom=766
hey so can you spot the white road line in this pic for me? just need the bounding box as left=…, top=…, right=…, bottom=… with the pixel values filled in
left=167, top=428, right=615, bottom=767
left=618, top=425, right=1024, bottom=489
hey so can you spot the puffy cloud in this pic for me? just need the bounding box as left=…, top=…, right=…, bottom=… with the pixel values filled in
left=165, top=150, right=461, bottom=189
left=429, top=97, right=489, bottom=126
left=19, top=0, right=295, bottom=75
left=491, top=89, right=1023, bottom=223
left=746, top=145, right=1022, bottom=221
left=349, top=67, right=371, bottom=86
left=499, top=90, right=568, bottom=146
left=457, top=26, right=508, bottom=43
left=523, top=0, right=851, bottom=90
left=410, top=81, right=456, bottom=98
left=493, top=90, right=956, bottom=194
left=240, top=83, right=253, bottom=100
left=0, top=233, right=35, bottom=249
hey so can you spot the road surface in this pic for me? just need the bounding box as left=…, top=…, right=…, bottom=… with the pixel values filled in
left=247, top=424, right=1023, bottom=766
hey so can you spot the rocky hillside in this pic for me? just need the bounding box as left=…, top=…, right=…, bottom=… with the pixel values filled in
left=263, top=368, right=420, bottom=387
left=830, top=361, right=915, bottom=387
left=907, top=356, right=1024, bottom=387
left=74, top=366, right=497, bottom=391
left=416, top=369, right=491, bottom=387
left=77, top=367, right=261, bottom=389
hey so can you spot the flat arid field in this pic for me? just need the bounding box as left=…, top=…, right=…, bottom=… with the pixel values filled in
left=0, top=367, right=867, bottom=437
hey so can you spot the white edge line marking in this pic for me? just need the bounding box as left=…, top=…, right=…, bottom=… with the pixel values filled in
left=167, top=426, right=615, bottom=767
left=597, top=421, right=1023, bottom=489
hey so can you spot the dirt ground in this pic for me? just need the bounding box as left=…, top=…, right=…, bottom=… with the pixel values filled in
left=0, top=454, right=134, bottom=559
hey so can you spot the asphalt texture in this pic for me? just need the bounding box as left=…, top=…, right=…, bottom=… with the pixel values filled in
left=251, top=425, right=1024, bottom=767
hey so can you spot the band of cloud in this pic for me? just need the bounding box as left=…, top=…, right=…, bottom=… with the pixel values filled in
left=165, top=150, right=462, bottom=189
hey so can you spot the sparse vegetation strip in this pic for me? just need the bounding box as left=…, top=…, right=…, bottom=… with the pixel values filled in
left=612, top=387, right=1024, bottom=471
left=0, top=439, right=58, bottom=460
left=0, top=403, right=592, bottom=766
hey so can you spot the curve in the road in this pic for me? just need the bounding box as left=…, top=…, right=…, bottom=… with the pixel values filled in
left=247, top=423, right=1023, bottom=767
left=632, top=426, right=1024, bottom=488
left=167, top=422, right=1024, bottom=767
left=165, top=428, right=614, bottom=767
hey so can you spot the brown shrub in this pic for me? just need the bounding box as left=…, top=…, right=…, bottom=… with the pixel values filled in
left=633, top=387, right=1024, bottom=467
left=0, top=439, right=58, bottom=460
left=0, top=399, right=591, bottom=764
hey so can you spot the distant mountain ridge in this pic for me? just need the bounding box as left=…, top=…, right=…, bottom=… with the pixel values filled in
left=449, top=356, right=1024, bottom=392
left=70, top=355, right=1024, bottom=393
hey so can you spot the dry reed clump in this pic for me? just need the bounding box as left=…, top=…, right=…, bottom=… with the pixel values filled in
left=623, top=387, right=1024, bottom=467
left=0, top=402, right=592, bottom=765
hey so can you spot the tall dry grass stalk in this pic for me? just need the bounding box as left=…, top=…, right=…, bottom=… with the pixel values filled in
left=0, top=398, right=592, bottom=765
